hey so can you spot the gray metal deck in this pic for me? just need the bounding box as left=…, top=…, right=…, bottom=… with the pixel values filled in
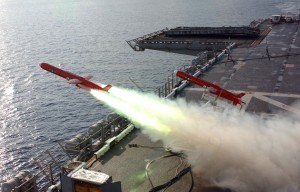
left=182, top=22, right=300, bottom=115
left=126, top=19, right=270, bottom=55
left=3, top=18, right=300, bottom=192
left=87, top=21, right=300, bottom=192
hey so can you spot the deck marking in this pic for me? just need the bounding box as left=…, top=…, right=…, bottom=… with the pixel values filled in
left=254, top=94, right=300, bottom=114
left=184, top=88, right=300, bottom=98
left=182, top=87, right=300, bottom=114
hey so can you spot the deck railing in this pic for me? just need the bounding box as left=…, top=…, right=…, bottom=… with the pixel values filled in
left=31, top=115, right=130, bottom=191
left=155, top=51, right=209, bottom=97
left=11, top=42, right=235, bottom=192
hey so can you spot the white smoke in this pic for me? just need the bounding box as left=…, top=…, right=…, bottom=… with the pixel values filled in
left=90, top=87, right=300, bottom=192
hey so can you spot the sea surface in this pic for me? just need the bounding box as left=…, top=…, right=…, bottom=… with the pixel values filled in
left=0, top=0, right=299, bottom=186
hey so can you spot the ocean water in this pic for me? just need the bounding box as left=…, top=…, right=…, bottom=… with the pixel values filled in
left=0, top=0, right=299, bottom=184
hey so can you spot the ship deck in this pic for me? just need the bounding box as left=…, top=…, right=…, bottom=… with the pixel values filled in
left=88, top=22, right=300, bottom=192
left=126, top=19, right=272, bottom=56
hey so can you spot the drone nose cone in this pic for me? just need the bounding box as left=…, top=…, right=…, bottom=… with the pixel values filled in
left=40, top=63, right=49, bottom=70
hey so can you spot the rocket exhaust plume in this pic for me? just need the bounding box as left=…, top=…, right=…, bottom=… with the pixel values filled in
left=90, top=87, right=300, bottom=192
